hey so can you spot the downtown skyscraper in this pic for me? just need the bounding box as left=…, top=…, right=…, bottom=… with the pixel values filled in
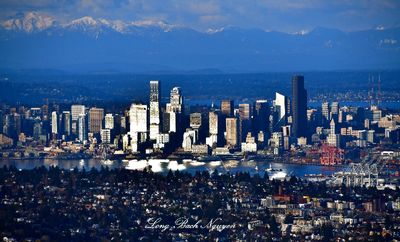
left=149, top=80, right=160, bottom=140
left=291, top=75, right=307, bottom=138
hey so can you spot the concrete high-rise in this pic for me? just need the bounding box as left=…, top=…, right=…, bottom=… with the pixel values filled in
left=51, top=111, right=58, bottom=135
left=78, top=113, right=87, bottom=143
left=226, top=117, right=238, bottom=147
left=89, top=108, right=104, bottom=134
left=239, top=103, right=251, bottom=142
left=209, top=111, right=219, bottom=136
left=221, top=100, right=234, bottom=117
left=71, top=105, right=85, bottom=134
left=166, top=87, right=183, bottom=113
left=105, top=113, right=114, bottom=130
left=190, top=113, right=202, bottom=129
left=322, top=102, right=330, bottom=126
left=129, top=104, right=148, bottom=133
left=206, top=111, right=219, bottom=147
left=149, top=80, right=160, bottom=140
left=331, top=102, right=339, bottom=122
left=275, top=92, right=289, bottom=125
left=291, top=75, right=307, bottom=138
left=239, top=103, right=251, bottom=120
left=61, top=111, right=71, bottom=137
left=253, top=100, right=270, bottom=136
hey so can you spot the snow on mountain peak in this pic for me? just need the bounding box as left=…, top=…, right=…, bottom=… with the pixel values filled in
left=1, top=12, right=55, bottom=32
left=292, top=30, right=310, bottom=35
left=206, top=27, right=225, bottom=34
left=130, top=20, right=177, bottom=32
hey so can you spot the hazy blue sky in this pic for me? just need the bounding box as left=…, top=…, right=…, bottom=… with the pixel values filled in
left=1, top=0, right=400, bottom=32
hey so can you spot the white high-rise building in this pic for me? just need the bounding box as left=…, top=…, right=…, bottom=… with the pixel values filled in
left=275, top=92, right=287, bottom=122
left=209, top=111, right=218, bottom=135
left=206, top=111, right=219, bottom=147
left=129, top=104, right=148, bottom=133
left=166, top=87, right=183, bottom=113
left=327, top=119, right=340, bottom=147
left=101, top=129, right=111, bottom=144
left=149, top=80, right=160, bottom=140
left=105, top=113, right=114, bottom=130
left=226, top=117, right=238, bottom=147
left=71, top=105, right=85, bottom=134
left=51, top=111, right=58, bottom=134
left=78, top=113, right=87, bottom=143
left=182, top=129, right=198, bottom=151
left=168, top=112, right=177, bottom=133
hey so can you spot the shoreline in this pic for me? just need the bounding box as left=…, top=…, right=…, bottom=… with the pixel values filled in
left=0, top=156, right=346, bottom=168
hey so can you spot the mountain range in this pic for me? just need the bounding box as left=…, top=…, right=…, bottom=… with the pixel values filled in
left=0, top=12, right=399, bottom=72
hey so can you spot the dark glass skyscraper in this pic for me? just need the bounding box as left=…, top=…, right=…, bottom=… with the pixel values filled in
left=292, top=75, right=307, bottom=138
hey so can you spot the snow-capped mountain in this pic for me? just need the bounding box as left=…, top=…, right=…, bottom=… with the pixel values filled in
left=0, top=12, right=179, bottom=34
left=0, top=12, right=399, bottom=72
left=1, top=12, right=55, bottom=33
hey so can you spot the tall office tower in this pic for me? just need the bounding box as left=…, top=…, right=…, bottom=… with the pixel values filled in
left=239, top=103, right=251, bottom=142
left=89, top=107, right=104, bottom=134
left=221, top=100, right=234, bottom=117
left=330, top=102, right=339, bottom=121
left=61, top=111, right=71, bottom=136
left=105, top=113, right=114, bottom=130
left=330, top=118, right=336, bottom=135
left=206, top=111, right=219, bottom=147
left=13, top=113, right=21, bottom=136
left=168, top=112, right=177, bottom=133
left=209, top=111, right=219, bottom=135
left=162, top=112, right=171, bottom=133
left=149, top=80, right=160, bottom=140
left=120, top=116, right=127, bottom=134
left=226, top=117, right=238, bottom=147
left=322, top=102, right=330, bottom=126
left=41, top=103, right=49, bottom=121
left=292, top=75, right=307, bottom=138
left=239, top=103, right=251, bottom=120
left=253, top=100, right=270, bottom=136
left=51, top=111, right=58, bottom=134
left=275, top=92, right=288, bottom=125
left=78, top=113, right=87, bottom=142
left=30, top=108, right=42, bottom=119
left=165, top=87, right=183, bottom=134
left=166, top=87, right=183, bottom=113
left=100, top=129, right=111, bottom=144
left=71, top=105, right=85, bottom=134
left=327, top=119, right=340, bottom=147
left=129, top=104, right=148, bottom=133
left=190, top=113, right=202, bottom=129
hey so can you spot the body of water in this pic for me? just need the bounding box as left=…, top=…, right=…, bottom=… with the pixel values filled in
left=0, top=158, right=342, bottom=178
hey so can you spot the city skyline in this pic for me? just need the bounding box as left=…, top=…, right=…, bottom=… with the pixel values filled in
left=1, top=1, right=400, bottom=241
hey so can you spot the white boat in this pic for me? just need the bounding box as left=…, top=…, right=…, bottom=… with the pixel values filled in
left=270, top=171, right=288, bottom=180
left=189, top=160, right=206, bottom=166
left=209, top=160, right=222, bottom=167
left=266, top=164, right=273, bottom=172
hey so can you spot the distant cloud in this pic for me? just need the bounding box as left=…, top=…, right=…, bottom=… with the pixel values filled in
left=0, top=0, right=399, bottom=32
